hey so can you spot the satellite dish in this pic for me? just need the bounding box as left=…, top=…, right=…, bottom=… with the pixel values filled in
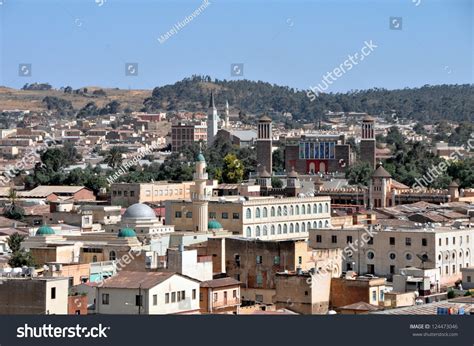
left=416, top=253, right=431, bottom=269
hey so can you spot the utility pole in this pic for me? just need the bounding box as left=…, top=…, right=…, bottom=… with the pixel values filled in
left=138, top=284, right=142, bottom=315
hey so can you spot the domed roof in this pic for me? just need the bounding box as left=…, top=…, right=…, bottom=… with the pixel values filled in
left=118, top=227, right=137, bottom=238
left=123, top=203, right=156, bottom=220
left=36, top=225, right=55, bottom=236
left=208, top=220, right=223, bottom=230
left=196, top=152, right=205, bottom=162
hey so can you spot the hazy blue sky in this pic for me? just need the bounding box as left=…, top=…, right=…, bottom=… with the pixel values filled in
left=0, top=0, right=472, bottom=91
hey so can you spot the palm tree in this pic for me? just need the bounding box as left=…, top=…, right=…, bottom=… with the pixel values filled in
left=104, top=147, right=124, bottom=169
left=8, top=187, right=17, bottom=206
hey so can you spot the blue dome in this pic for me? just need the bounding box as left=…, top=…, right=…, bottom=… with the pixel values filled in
left=118, top=227, right=137, bottom=238
left=36, top=225, right=55, bottom=236
left=208, top=220, right=223, bottom=230
left=196, top=153, right=205, bottom=162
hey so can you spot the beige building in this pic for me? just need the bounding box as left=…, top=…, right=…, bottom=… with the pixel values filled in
left=167, top=195, right=332, bottom=240
left=309, top=224, right=474, bottom=287
left=111, top=182, right=194, bottom=207
left=0, top=277, right=69, bottom=314
left=200, top=277, right=241, bottom=314
left=461, top=267, right=474, bottom=289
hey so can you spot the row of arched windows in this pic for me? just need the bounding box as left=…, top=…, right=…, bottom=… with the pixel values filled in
left=245, top=220, right=330, bottom=237
left=247, top=203, right=330, bottom=219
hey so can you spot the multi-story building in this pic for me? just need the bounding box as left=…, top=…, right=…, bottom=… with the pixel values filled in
left=199, top=277, right=241, bottom=314
left=309, top=224, right=474, bottom=287
left=167, top=195, right=332, bottom=240
left=111, top=182, right=194, bottom=207
left=95, top=271, right=201, bottom=314
left=171, top=121, right=207, bottom=152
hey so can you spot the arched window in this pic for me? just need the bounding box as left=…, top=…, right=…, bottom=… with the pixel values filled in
left=296, top=205, right=300, bottom=215
left=92, top=255, right=97, bottom=263
left=263, top=207, right=268, bottom=218
left=256, top=207, right=261, bottom=218
left=283, top=206, right=288, bottom=216
left=246, top=227, right=252, bottom=237
left=271, top=207, right=276, bottom=217
left=278, top=206, right=282, bottom=216
left=302, top=206, right=306, bottom=215
left=324, top=203, right=329, bottom=213
left=313, top=204, right=318, bottom=213
left=302, top=223, right=306, bottom=232
left=318, top=220, right=323, bottom=228
left=290, top=206, right=294, bottom=215
left=263, top=225, right=268, bottom=236
left=256, top=226, right=261, bottom=237
left=325, top=220, right=329, bottom=228
left=307, top=204, right=311, bottom=214
left=318, top=203, right=323, bottom=213
left=307, top=222, right=311, bottom=230
left=109, top=251, right=116, bottom=261
left=278, top=225, right=282, bottom=234
left=246, top=208, right=252, bottom=219
left=283, top=224, right=288, bottom=233
left=271, top=225, right=276, bottom=235
left=295, top=223, right=300, bottom=232
left=313, top=221, right=317, bottom=229
left=290, top=223, right=294, bottom=233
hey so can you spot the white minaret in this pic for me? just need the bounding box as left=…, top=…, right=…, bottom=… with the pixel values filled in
left=191, top=151, right=209, bottom=232
left=225, top=100, right=230, bottom=128
left=207, top=92, right=218, bottom=147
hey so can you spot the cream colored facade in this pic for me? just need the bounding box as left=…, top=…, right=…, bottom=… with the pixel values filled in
left=111, top=182, right=194, bottom=207
left=309, top=225, right=474, bottom=286
left=166, top=196, right=332, bottom=240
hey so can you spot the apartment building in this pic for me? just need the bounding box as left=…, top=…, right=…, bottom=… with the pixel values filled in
left=171, top=121, right=207, bottom=152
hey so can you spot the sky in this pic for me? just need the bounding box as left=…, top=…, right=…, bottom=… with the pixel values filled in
left=0, top=0, right=472, bottom=92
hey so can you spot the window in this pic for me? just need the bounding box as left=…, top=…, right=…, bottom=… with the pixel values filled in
left=271, top=225, right=275, bottom=235
left=324, top=203, right=329, bottom=213
left=389, top=237, right=395, bottom=245
left=165, top=293, right=170, bottom=303
left=171, top=292, right=176, bottom=303
left=284, top=206, right=288, bottom=216
left=51, top=287, right=56, bottom=299
left=405, top=237, right=411, bottom=246
left=283, top=224, right=288, bottom=233
left=298, top=256, right=302, bottom=265
left=406, top=253, right=412, bottom=261
left=390, top=265, right=395, bottom=274
left=124, top=191, right=128, bottom=197
left=313, top=204, right=318, bottom=213
left=367, top=251, right=375, bottom=260
left=256, top=208, right=261, bottom=218
left=135, top=295, right=143, bottom=307
left=468, top=276, right=472, bottom=283
left=222, top=212, right=228, bottom=219
left=181, top=290, right=185, bottom=300
left=175, top=211, right=182, bottom=218
left=274, top=256, right=280, bottom=265
left=389, top=253, right=396, bottom=260
left=263, top=225, right=268, bottom=236
left=209, top=212, right=216, bottom=219
left=92, top=255, right=97, bottom=263
left=256, top=274, right=263, bottom=287
left=233, top=290, right=237, bottom=298
left=256, top=226, right=261, bottom=237
left=439, top=238, right=442, bottom=246
left=331, top=235, right=337, bottom=244
left=290, top=224, right=294, bottom=233
left=186, top=211, right=192, bottom=218
left=153, top=294, right=157, bottom=306
left=256, top=255, right=263, bottom=264
left=130, top=191, right=135, bottom=197
left=452, top=265, right=456, bottom=273
left=233, top=213, right=240, bottom=219
left=368, top=237, right=374, bottom=245
left=246, top=208, right=252, bottom=219
left=422, top=238, right=427, bottom=246
left=200, top=293, right=203, bottom=301
left=446, top=238, right=448, bottom=245
left=263, top=207, right=268, bottom=217
left=380, top=291, right=385, bottom=301
left=102, top=293, right=109, bottom=305
left=453, top=237, right=456, bottom=245
left=372, top=291, right=376, bottom=302
left=246, top=227, right=252, bottom=237
left=278, top=206, right=282, bottom=216
left=290, top=206, right=294, bottom=215
left=318, top=204, right=323, bottom=213
left=109, top=251, right=116, bottom=261
left=318, top=221, right=322, bottom=228
left=278, top=225, right=282, bottom=234
left=347, top=236, right=353, bottom=244
left=295, top=205, right=299, bottom=215
left=295, top=223, right=300, bottom=233
left=271, top=207, right=276, bottom=217
left=316, top=235, right=322, bottom=243
left=192, top=289, right=196, bottom=300
left=214, top=293, right=218, bottom=302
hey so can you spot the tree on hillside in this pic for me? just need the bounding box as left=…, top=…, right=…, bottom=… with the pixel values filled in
left=104, top=147, right=125, bottom=169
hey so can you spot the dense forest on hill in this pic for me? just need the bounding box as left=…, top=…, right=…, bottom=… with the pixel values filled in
left=143, top=76, right=473, bottom=123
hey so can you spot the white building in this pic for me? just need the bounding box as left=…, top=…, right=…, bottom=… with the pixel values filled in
left=96, top=271, right=200, bottom=314
left=167, top=246, right=213, bottom=282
